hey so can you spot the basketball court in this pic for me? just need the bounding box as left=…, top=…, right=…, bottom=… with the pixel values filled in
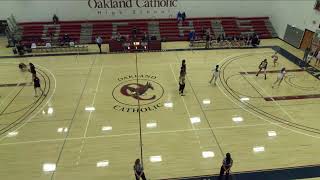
left=0, top=38, right=320, bottom=180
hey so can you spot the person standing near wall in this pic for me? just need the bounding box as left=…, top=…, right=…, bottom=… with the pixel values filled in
left=181, top=12, right=186, bottom=22
left=303, top=47, right=311, bottom=62
left=52, top=14, right=59, bottom=24
left=177, top=11, right=182, bottom=22
left=96, top=36, right=103, bottom=53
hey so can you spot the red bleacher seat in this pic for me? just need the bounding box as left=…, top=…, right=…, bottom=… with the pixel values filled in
left=19, top=16, right=274, bottom=45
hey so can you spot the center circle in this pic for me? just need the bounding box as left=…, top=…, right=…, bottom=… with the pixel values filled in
left=112, top=78, right=164, bottom=106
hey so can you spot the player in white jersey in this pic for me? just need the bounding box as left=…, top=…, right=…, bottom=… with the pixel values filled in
left=209, top=65, right=220, bottom=85
left=256, top=59, right=268, bottom=80
left=271, top=52, right=278, bottom=67
left=272, top=67, right=286, bottom=88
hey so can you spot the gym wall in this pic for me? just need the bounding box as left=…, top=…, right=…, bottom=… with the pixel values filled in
left=0, top=0, right=318, bottom=39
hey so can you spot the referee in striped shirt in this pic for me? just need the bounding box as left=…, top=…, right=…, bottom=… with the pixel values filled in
left=219, top=153, right=233, bottom=180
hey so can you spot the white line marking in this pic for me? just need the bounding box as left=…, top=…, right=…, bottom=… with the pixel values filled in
left=0, top=123, right=274, bottom=146
left=237, top=60, right=298, bottom=123
left=0, top=63, right=29, bottom=110
left=76, top=64, right=104, bottom=165
left=216, top=51, right=320, bottom=139
left=0, top=63, right=57, bottom=141
left=169, top=63, right=203, bottom=148
left=83, top=66, right=104, bottom=138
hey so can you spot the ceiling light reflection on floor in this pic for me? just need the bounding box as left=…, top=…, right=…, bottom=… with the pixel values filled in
left=253, top=146, right=265, bottom=153
left=268, top=131, right=277, bottom=137
left=240, top=97, right=250, bottom=102
left=150, top=156, right=162, bottom=162
left=57, top=127, right=68, bottom=133
left=146, top=122, right=157, bottom=128
left=190, top=117, right=201, bottom=124
left=202, top=151, right=215, bottom=158
left=7, top=131, right=18, bottom=137
left=202, top=99, right=211, bottom=105
left=85, top=106, right=95, bottom=111
left=96, top=160, right=109, bottom=167
left=47, top=107, right=53, bottom=114
left=102, top=126, right=112, bottom=131
left=232, top=116, right=243, bottom=122
left=164, top=102, right=173, bottom=108
left=42, top=163, right=56, bottom=172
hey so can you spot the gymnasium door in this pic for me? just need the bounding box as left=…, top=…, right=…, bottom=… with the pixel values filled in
left=300, top=29, right=314, bottom=50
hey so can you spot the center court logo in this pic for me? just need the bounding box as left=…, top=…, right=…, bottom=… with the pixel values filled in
left=112, top=74, right=164, bottom=112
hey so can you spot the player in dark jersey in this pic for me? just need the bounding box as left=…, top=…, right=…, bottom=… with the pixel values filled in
left=33, top=76, right=45, bottom=97
left=179, top=75, right=186, bottom=96
left=29, top=63, right=36, bottom=80
left=180, top=59, right=186, bottom=77
left=256, top=59, right=268, bottom=80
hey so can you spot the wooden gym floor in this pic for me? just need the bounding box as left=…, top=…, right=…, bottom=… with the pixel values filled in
left=0, top=39, right=320, bottom=180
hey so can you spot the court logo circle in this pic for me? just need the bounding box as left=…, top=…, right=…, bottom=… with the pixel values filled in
left=112, top=75, right=164, bottom=107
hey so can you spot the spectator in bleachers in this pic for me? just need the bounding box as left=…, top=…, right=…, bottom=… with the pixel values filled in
left=31, top=42, right=37, bottom=49
left=142, top=32, right=149, bottom=42
left=113, top=32, right=121, bottom=42
left=53, top=14, right=59, bottom=24
left=181, top=12, right=186, bottom=22
left=245, top=34, right=252, bottom=46
left=49, top=32, right=54, bottom=43
left=96, top=36, right=103, bottom=53
left=14, top=41, right=25, bottom=55
left=177, top=11, right=182, bottom=22
left=62, top=34, right=70, bottom=46
left=45, top=41, right=52, bottom=48
left=132, top=26, right=138, bottom=40
left=251, top=33, right=260, bottom=47
left=205, top=29, right=211, bottom=48
left=189, top=30, right=195, bottom=46
left=201, top=27, right=206, bottom=39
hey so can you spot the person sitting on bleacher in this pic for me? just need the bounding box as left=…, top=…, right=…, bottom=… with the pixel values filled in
left=31, top=42, right=37, bottom=49
left=53, top=14, right=59, bottom=24
left=238, top=34, right=245, bottom=46
left=189, top=30, right=195, bottom=46
left=205, top=30, right=211, bottom=49
left=62, top=34, right=70, bottom=46
left=114, top=32, right=122, bottom=42
left=132, top=26, right=138, bottom=40
left=251, top=33, right=260, bottom=47
left=45, top=41, right=52, bottom=48
left=14, top=41, right=25, bottom=55
left=201, top=27, right=206, bottom=39
left=142, top=32, right=149, bottom=42
left=245, top=34, right=252, bottom=46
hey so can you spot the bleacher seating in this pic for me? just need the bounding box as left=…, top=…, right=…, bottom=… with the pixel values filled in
left=18, top=17, right=277, bottom=46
